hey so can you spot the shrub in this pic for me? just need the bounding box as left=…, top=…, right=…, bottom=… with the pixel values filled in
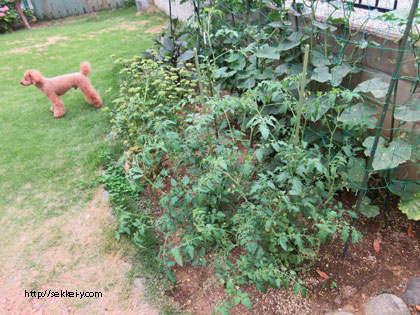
left=109, top=55, right=195, bottom=150
left=0, top=4, right=17, bottom=33
left=123, top=0, right=136, bottom=7
left=0, top=1, right=34, bottom=33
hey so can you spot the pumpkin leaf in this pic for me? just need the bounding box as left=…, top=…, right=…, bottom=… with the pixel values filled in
left=358, top=196, right=380, bottom=218
left=255, top=44, right=280, bottom=59
left=312, top=20, right=337, bottom=32
left=399, top=192, right=420, bottom=220
left=338, top=102, right=378, bottom=127
left=394, top=100, right=420, bottom=122
left=311, top=54, right=331, bottom=67
left=278, top=40, right=301, bottom=51
left=275, top=63, right=289, bottom=75
left=362, top=137, right=411, bottom=170
left=354, top=78, right=389, bottom=98
left=213, top=67, right=236, bottom=79
left=346, top=157, right=366, bottom=189
left=331, top=65, right=353, bottom=86
left=311, top=66, right=331, bottom=83
left=389, top=181, right=420, bottom=201
left=177, top=50, right=194, bottom=63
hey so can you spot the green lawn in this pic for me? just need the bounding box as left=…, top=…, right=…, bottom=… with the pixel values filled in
left=0, top=8, right=167, bottom=313
left=0, top=7, right=166, bottom=230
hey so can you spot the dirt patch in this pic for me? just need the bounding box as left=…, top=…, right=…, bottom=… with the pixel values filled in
left=79, top=21, right=150, bottom=40
left=306, top=193, right=420, bottom=314
left=31, top=14, right=89, bottom=29
left=0, top=188, right=158, bottom=315
left=5, top=35, right=69, bottom=55
left=146, top=25, right=164, bottom=34
left=170, top=263, right=316, bottom=315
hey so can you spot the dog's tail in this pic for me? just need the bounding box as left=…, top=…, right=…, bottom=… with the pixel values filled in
left=80, top=61, right=91, bottom=76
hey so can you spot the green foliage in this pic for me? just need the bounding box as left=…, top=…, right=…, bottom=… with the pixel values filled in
left=106, top=0, right=420, bottom=311
left=150, top=18, right=195, bottom=67
left=109, top=55, right=195, bottom=148
left=363, top=137, right=411, bottom=171
left=123, top=0, right=137, bottom=7
left=398, top=193, right=420, bottom=221
left=0, top=1, right=35, bottom=33
left=389, top=182, right=420, bottom=221
left=99, top=152, right=140, bottom=205
left=0, top=2, right=17, bottom=33
left=110, top=50, right=363, bottom=307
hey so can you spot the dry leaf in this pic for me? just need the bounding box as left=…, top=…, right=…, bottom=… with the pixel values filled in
left=373, top=239, right=380, bottom=253
left=316, top=269, right=329, bottom=279
left=408, top=224, right=414, bottom=238
left=416, top=304, right=420, bottom=311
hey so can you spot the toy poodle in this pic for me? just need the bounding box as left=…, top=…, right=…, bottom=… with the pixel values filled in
left=21, top=61, right=102, bottom=118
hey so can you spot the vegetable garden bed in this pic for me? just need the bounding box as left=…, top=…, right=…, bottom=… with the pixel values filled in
left=101, top=1, right=420, bottom=313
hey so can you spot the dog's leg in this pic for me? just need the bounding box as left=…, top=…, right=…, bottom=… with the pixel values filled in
left=48, top=94, right=66, bottom=118
left=79, top=83, right=102, bottom=108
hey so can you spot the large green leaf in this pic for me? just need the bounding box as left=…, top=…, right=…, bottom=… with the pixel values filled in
left=312, top=20, right=337, bottom=32
left=177, top=50, right=194, bottom=63
left=238, top=77, right=255, bottom=89
left=275, top=63, right=289, bottom=76
left=399, top=132, right=420, bottom=161
left=287, top=31, right=308, bottom=43
left=354, top=78, right=389, bottom=98
left=170, top=246, right=183, bottom=266
left=255, top=44, right=280, bottom=59
left=358, top=196, right=380, bottom=218
left=225, top=53, right=246, bottom=71
left=311, top=54, right=331, bottom=67
left=213, top=67, right=236, bottom=79
left=311, top=66, right=331, bottom=83
left=363, top=137, right=412, bottom=170
left=338, top=102, right=378, bottom=127
left=278, top=40, right=301, bottom=51
left=163, top=35, right=175, bottom=51
left=303, top=95, right=333, bottom=121
left=346, top=157, right=366, bottom=189
left=255, top=67, right=275, bottom=80
left=331, top=65, right=353, bottom=86
left=389, top=181, right=420, bottom=201
left=394, top=100, right=420, bottom=122
left=399, top=192, right=420, bottom=220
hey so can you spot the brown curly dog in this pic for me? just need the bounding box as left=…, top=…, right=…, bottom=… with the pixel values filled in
left=20, top=61, right=102, bottom=118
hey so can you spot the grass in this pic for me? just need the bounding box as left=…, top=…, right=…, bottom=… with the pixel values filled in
left=0, top=6, right=173, bottom=313
left=0, top=7, right=165, bottom=231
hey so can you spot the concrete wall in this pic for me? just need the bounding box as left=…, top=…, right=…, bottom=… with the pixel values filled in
left=154, top=0, right=194, bottom=21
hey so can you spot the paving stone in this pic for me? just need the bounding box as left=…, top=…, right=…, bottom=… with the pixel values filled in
left=101, top=189, right=109, bottom=200
left=402, top=277, right=420, bottom=306
left=133, top=278, right=145, bottom=294
left=363, top=294, right=410, bottom=315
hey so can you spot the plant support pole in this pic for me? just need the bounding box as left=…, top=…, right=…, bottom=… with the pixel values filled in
left=342, top=0, right=419, bottom=259
left=293, top=45, right=310, bottom=147
left=168, top=0, right=174, bottom=37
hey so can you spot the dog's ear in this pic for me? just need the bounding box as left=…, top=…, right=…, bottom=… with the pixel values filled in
left=28, top=70, right=42, bottom=84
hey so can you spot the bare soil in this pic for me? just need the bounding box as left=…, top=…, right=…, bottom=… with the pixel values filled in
left=0, top=189, right=158, bottom=315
